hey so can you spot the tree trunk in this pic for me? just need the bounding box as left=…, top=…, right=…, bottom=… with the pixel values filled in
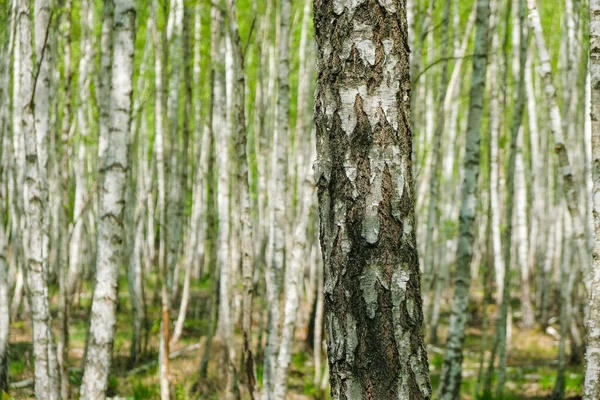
left=528, top=0, right=588, bottom=287
left=488, top=0, right=505, bottom=307
left=79, top=1, right=135, bottom=397
left=97, top=0, right=114, bottom=193
left=0, top=2, right=15, bottom=390
left=422, top=0, right=451, bottom=322
left=167, top=0, right=184, bottom=298
left=438, top=0, right=490, bottom=397
left=314, top=0, right=432, bottom=397
left=273, top=145, right=316, bottom=399
left=263, top=0, right=291, bottom=394
left=492, top=3, right=527, bottom=393
left=224, top=0, right=257, bottom=397
left=17, top=0, right=60, bottom=396
left=585, top=0, right=600, bottom=396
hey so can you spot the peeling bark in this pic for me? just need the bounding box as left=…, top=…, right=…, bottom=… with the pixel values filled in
left=314, top=0, right=432, bottom=397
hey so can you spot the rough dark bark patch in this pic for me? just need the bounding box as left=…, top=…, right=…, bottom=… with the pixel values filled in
left=314, top=0, right=431, bottom=398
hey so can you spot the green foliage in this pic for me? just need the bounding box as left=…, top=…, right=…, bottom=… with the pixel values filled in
left=292, top=350, right=308, bottom=370
left=430, top=352, right=443, bottom=369
left=175, top=383, right=189, bottom=400
left=9, top=359, right=24, bottom=376
left=133, top=380, right=160, bottom=399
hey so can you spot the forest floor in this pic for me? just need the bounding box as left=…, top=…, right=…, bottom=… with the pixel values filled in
left=7, top=280, right=584, bottom=400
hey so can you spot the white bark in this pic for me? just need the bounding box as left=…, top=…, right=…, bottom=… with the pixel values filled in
left=0, top=4, right=14, bottom=389
left=214, top=10, right=231, bottom=343
left=263, top=0, right=291, bottom=394
left=273, top=144, right=315, bottom=400
left=313, top=243, right=324, bottom=387
left=515, top=126, right=534, bottom=328
left=79, top=1, right=135, bottom=398
left=431, top=1, right=476, bottom=342
left=171, top=125, right=209, bottom=343
left=172, top=4, right=207, bottom=345
left=68, top=0, right=92, bottom=300
left=528, top=0, right=588, bottom=287
left=585, top=0, right=600, bottom=396
left=33, top=0, right=52, bottom=277
left=18, top=0, right=60, bottom=396
left=422, top=0, right=451, bottom=322
left=97, top=0, right=114, bottom=186
left=439, top=0, right=490, bottom=397
left=488, top=0, right=504, bottom=305
left=314, top=0, right=432, bottom=395
left=191, top=2, right=206, bottom=281
left=167, top=0, right=184, bottom=297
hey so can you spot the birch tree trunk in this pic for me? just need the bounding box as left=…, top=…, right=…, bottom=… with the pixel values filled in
left=263, top=0, right=291, bottom=394
left=125, top=12, right=152, bottom=366
left=151, top=1, right=171, bottom=397
left=492, top=3, right=527, bottom=393
left=172, top=4, right=203, bottom=345
left=18, top=0, right=60, bottom=396
left=273, top=144, right=316, bottom=400
left=430, top=1, right=476, bottom=343
left=516, top=123, right=534, bottom=328
left=69, top=0, right=92, bottom=308
left=79, top=1, right=135, bottom=398
left=488, top=0, right=505, bottom=306
left=33, top=0, right=52, bottom=280
left=438, top=0, right=490, bottom=397
left=167, top=0, right=184, bottom=297
left=527, top=0, right=588, bottom=287
left=97, top=0, right=114, bottom=193
left=584, top=0, right=600, bottom=396
left=0, top=163, right=7, bottom=395
left=0, top=5, right=13, bottom=389
left=314, top=0, right=432, bottom=396
left=422, top=0, right=451, bottom=321
left=224, top=0, right=257, bottom=396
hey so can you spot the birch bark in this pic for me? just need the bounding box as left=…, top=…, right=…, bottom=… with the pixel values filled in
left=314, top=0, right=432, bottom=396
left=263, top=0, right=292, bottom=394
left=33, top=0, right=52, bottom=280
left=273, top=145, right=316, bottom=399
left=69, top=0, right=92, bottom=312
left=18, top=0, right=60, bottom=396
left=79, top=1, right=135, bottom=398
left=172, top=5, right=203, bottom=345
left=488, top=0, right=505, bottom=306
left=167, top=0, right=184, bottom=296
left=224, top=0, right=257, bottom=396
left=0, top=3, right=14, bottom=390
left=430, top=1, right=476, bottom=343
left=97, top=0, right=114, bottom=190
left=585, top=0, right=600, bottom=396
left=438, top=0, right=490, bottom=397
left=422, top=0, right=451, bottom=321
left=527, top=0, right=588, bottom=288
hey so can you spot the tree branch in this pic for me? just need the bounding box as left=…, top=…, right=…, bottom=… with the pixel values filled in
left=29, top=8, right=55, bottom=108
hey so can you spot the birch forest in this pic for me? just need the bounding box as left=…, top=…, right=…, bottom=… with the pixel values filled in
left=2, top=0, right=600, bottom=398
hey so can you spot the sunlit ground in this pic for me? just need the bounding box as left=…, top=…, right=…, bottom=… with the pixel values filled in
left=8, top=280, right=583, bottom=399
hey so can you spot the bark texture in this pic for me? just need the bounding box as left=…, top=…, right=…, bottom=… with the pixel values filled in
left=224, top=0, right=257, bottom=396
left=18, top=0, right=60, bottom=397
left=79, top=1, right=135, bottom=398
left=438, top=0, right=490, bottom=398
left=585, top=0, right=600, bottom=396
left=314, top=0, right=432, bottom=397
